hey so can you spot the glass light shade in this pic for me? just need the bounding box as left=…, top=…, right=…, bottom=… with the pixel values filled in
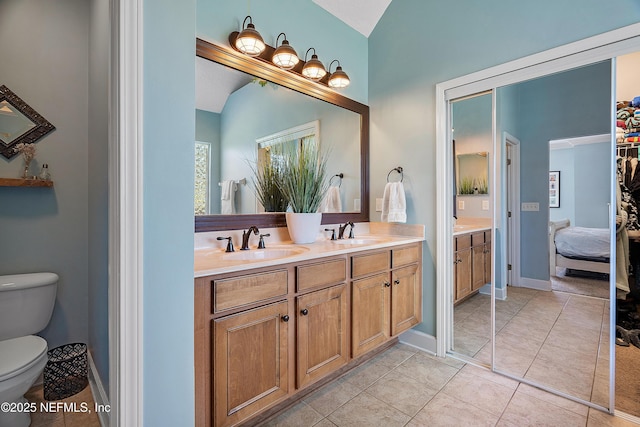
left=235, top=23, right=265, bottom=56
left=302, top=54, right=326, bottom=81
left=328, top=66, right=350, bottom=88
left=272, top=40, right=299, bottom=70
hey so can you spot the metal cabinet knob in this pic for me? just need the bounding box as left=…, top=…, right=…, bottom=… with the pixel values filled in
left=300, top=308, right=309, bottom=316
left=394, top=279, right=400, bottom=285
left=384, top=281, right=391, bottom=287
left=281, top=315, right=290, bottom=322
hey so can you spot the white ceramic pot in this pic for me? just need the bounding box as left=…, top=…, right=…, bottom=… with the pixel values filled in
left=285, top=212, right=322, bottom=244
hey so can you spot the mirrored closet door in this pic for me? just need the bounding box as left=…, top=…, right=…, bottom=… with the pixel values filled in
left=444, top=61, right=616, bottom=412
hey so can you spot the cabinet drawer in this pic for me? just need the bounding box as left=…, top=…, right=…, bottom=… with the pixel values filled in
left=351, top=251, right=390, bottom=278
left=471, top=232, right=485, bottom=246
left=297, top=258, right=347, bottom=292
left=455, top=234, right=471, bottom=250
left=392, top=245, right=420, bottom=268
left=213, top=269, right=288, bottom=312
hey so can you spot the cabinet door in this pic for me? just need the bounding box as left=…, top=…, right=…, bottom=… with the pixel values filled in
left=455, top=248, right=472, bottom=302
left=484, top=241, right=492, bottom=285
left=296, top=285, right=349, bottom=388
left=213, top=301, right=289, bottom=427
left=391, top=264, right=421, bottom=336
left=472, top=245, right=485, bottom=291
left=351, top=273, right=390, bottom=357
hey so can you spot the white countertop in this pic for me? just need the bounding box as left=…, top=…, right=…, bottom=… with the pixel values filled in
left=194, top=223, right=425, bottom=278
left=453, top=225, right=491, bottom=236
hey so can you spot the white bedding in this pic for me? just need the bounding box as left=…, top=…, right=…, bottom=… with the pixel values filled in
left=554, top=226, right=610, bottom=259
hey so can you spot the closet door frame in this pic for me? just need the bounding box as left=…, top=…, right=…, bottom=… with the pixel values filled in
left=435, top=22, right=640, bottom=416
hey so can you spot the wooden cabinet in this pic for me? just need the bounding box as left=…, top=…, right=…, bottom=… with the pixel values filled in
left=351, top=244, right=422, bottom=357
left=213, top=301, right=289, bottom=427
left=197, top=242, right=423, bottom=427
left=454, top=229, right=491, bottom=305
left=454, top=235, right=472, bottom=303
left=296, top=284, right=348, bottom=388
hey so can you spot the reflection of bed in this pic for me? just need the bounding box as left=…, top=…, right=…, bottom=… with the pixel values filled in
left=549, top=219, right=610, bottom=276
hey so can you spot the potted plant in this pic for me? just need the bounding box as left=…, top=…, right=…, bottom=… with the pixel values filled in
left=278, top=141, right=329, bottom=243
left=249, top=152, right=288, bottom=212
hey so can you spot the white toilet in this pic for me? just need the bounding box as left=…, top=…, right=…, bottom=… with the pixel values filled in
left=0, top=272, right=58, bottom=427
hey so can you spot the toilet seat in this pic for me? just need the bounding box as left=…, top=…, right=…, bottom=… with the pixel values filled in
left=0, top=336, right=47, bottom=382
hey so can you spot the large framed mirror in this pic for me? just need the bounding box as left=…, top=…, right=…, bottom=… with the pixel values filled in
left=195, top=38, right=369, bottom=232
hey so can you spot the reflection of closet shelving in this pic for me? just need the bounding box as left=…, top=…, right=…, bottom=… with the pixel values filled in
left=0, top=178, right=53, bottom=188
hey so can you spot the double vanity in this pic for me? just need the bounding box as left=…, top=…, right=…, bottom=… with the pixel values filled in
left=194, top=223, right=424, bottom=427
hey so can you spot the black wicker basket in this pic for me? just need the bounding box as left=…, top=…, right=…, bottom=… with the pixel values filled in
left=43, top=343, right=88, bottom=401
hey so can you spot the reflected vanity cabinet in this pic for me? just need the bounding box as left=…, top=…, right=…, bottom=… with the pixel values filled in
left=454, top=230, right=491, bottom=304
left=195, top=242, right=422, bottom=427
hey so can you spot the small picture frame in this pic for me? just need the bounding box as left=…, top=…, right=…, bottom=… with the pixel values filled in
left=549, top=171, right=560, bottom=208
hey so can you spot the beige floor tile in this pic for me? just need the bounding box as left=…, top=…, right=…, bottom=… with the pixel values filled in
left=341, top=359, right=393, bottom=390
left=524, top=355, right=595, bottom=402
left=453, top=329, right=490, bottom=357
left=440, top=369, right=515, bottom=416
left=590, top=373, right=611, bottom=408
left=460, top=363, right=520, bottom=390
left=499, top=315, right=554, bottom=343
left=516, top=383, right=589, bottom=417
left=312, top=418, right=337, bottom=427
left=409, top=393, right=499, bottom=427
left=371, top=343, right=418, bottom=368
left=303, top=378, right=361, bottom=416
left=456, top=315, right=492, bottom=338
left=491, top=346, right=537, bottom=378
left=365, top=371, right=438, bottom=416
left=261, top=402, right=324, bottom=427
left=587, top=408, right=639, bottom=426
left=327, top=392, right=410, bottom=427
left=422, top=352, right=466, bottom=369
left=495, top=329, right=544, bottom=359
left=544, top=327, right=601, bottom=357
left=499, top=391, right=587, bottom=426
left=393, top=352, right=460, bottom=391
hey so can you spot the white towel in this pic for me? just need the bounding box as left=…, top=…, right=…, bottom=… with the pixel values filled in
left=381, top=182, right=406, bottom=223
left=220, top=180, right=235, bottom=214
left=319, top=185, right=342, bottom=213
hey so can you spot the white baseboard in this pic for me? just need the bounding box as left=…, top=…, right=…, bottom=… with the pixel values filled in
left=478, top=284, right=507, bottom=300
left=614, top=410, right=640, bottom=425
left=88, top=351, right=110, bottom=427
left=399, top=328, right=437, bottom=355
left=515, top=277, right=551, bottom=291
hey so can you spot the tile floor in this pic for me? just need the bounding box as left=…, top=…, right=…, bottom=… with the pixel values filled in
left=454, top=287, right=610, bottom=406
left=260, top=287, right=631, bottom=426
left=25, top=383, right=101, bottom=427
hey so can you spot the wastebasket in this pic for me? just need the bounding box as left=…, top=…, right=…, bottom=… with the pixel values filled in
left=43, top=343, right=88, bottom=401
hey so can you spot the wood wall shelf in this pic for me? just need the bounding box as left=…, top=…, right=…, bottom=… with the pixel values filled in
left=0, top=178, right=54, bottom=188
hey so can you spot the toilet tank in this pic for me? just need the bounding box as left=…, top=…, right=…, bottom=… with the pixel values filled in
left=0, top=273, right=58, bottom=341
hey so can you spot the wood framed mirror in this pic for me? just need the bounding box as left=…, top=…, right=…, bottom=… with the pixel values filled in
left=195, top=38, right=369, bottom=232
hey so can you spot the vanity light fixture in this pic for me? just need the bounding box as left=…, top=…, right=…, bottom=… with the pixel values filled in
left=235, top=16, right=265, bottom=56
left=272, top=33, right=299, bottom=70
left=301, top=48, right=327, bottom=81
left=327, top=60, right=350, bottom=89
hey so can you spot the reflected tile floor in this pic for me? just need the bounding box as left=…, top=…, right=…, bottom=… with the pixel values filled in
left=260, top=343, right=629, bottom=427
left=25, top=384, right=101, bottom=427
left=261, top=287, right=627, bottom=426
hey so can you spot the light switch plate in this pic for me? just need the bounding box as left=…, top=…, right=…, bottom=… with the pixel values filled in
left=458, top=200, right=465, bottom=210
left=354, top=198, right=361, bottom=211
left=376, top=198, right=383, bottom=212
left=521, top=202, right=539, bottom=211
left=482, top=200, right=489, bottom=210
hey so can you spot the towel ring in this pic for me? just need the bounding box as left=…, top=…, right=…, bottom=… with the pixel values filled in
left=386, top=167, right=403, bottom=182
left=330, top=173, right=344, bottom=187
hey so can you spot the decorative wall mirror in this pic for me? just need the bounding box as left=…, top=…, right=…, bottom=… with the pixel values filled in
left=0, top=85, right=55, bottom=159
left=195, top=38, right=369, bottom=232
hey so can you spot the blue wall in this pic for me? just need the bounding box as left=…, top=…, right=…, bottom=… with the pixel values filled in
left=549, top=148, right=576, bottom=225
left=88, top=0, right=110, bottom=394
left=515, top=62, right=611, bottom=280
left=0, top=0, right=91, bottom=350
left=143, top=0, right=196, bottom=425
left=369, top=0, right=639, bottom=335
left=196, top=109, right=222, bottom=215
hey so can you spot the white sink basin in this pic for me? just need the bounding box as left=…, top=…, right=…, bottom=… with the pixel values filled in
left=221, top=247, right=308, bottom=261
left=330, top=238, right=385, bottom=245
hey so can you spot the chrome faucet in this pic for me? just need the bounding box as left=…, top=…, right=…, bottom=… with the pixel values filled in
left=338, top=222, right=354, bottom=239
left=241, top=226, right=260, bottom=250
